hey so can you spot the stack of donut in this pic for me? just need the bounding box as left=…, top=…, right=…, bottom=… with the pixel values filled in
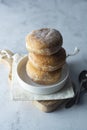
left=26, top=28, right=66, bottom=85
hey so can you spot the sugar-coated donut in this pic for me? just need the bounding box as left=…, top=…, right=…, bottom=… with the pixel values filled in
left=26, top=61, right=62, bottom=85
left=29, top=48, right=66, bottom=72
left=26, top=28, right=63, bottom=55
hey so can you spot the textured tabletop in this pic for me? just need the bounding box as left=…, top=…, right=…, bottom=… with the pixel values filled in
left=0, top=0, right=87, bottom=130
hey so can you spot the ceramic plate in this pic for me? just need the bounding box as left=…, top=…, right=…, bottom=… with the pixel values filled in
left=16, top=56, right=69, bottom=95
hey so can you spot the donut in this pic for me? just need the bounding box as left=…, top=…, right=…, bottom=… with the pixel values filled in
left=26, top=61, right=62, bottom=85
left=29, top=48, right=66, bottom=72
left=26, top=28, right=63, bottom=55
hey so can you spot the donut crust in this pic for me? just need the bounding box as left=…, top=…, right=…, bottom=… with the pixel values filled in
left=26, top=61, right=62, bottom=85
left=29, top=48, right=66, bottom=71
left=26, top=28, right=63, bottom=55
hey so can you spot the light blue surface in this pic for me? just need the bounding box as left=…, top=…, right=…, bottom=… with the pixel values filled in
left=0, top=0, right=87, bottom=130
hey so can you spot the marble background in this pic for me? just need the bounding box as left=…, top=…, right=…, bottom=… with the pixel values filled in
left=0, top=0, right=87, bottom=130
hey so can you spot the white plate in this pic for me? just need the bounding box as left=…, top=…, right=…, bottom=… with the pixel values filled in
left=16, top=56, right=69, bottom=95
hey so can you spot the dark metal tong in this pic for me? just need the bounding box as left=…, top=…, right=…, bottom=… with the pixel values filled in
left=65, top=70, right=87, bottom=108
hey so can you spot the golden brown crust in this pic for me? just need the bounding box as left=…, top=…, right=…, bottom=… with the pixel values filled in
left=26, top=61, right=62, bottom=85
left=26, top=28, right=63, bottom=55
left=29, top=48, right=66, bottom=71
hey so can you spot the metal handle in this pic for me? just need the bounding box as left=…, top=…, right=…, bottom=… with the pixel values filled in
left=67, top=47, right=80, bottom=58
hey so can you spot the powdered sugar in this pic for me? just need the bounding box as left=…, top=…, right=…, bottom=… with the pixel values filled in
left=31, top=28, right=62, bottom=44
